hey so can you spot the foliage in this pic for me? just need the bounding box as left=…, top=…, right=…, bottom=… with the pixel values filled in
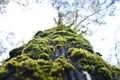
left=0, top=0, right=10, bottom=13
left=1, top=0, right=120, bottom=34
left=51, top=0, right=120, bottom=34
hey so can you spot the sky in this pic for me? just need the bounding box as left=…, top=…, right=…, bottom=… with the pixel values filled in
left=0, top=0, right=120, bottom=66
left=87, top=16, right=120, bottom=65
left=0, top=0, right=57, bottom=63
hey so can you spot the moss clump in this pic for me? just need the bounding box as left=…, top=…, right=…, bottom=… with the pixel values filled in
left=39, top=53, right=50, bottom=60
left=97, top=67, right=112, bottom=80
left=9, top=45, right=25, bottom=58
left=84, top=65, right=95, bottom=73
left=0, top=55, right=74, bottom=80
left=0, top=55, right=50, bottom=80
left=111, top=66, right=120, bottom=79
left=34, top=25, right=94, bottom=53
left=0, top=25, right=120, bottom=80
left=21, top=37, right=55, bottom=59
left=50, top=56, right=74, bottom=77
left=67, top=48, right=112, bottom=80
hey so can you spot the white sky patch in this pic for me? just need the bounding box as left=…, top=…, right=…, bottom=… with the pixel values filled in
left=1, top=1, right=57, bottom=41
left=87, top=14, right=120, bottom=65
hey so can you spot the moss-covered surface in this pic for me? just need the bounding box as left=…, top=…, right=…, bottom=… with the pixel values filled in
left=0, top=24, right=120, bottom=80
left=67, top=48, right=113, bottom=80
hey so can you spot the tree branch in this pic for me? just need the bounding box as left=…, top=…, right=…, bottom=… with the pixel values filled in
left=76, top=0, right=115, bottom=27
left=114, top=29, right=120, bottom=67
left=12, top=0, right=29, bottom=8
left=68, top=9, right=78, bottom=27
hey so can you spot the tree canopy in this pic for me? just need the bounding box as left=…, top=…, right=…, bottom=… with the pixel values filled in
left=1, top=0, right=119, bottom=35
left=0, top=0, right=120, bottom=42
left=51, top=0, right=120, bottom=34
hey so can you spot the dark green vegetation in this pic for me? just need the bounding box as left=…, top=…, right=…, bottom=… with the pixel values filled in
left=0, top=24, right=120, bottom=80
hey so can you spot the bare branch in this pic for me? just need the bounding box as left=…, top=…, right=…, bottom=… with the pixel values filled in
left=114, top=38, right=120, bottom=66
left=12, top=0, right=29, bottom=8
left=76, top=0, right=115, bottom=27
left=68, top=9, right=78, bottom=27
left=114, top=29, right=120, bottom=67
left=54, top=18, right=58, bottom=24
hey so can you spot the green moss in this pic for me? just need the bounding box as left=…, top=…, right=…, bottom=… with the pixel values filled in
left=50, top=56, right=74, bottom=76
left=9, top=45, right=25, bottom=58
left=97, top=67, right=112, bottom=80
left=50, top=62, right=63, bottom=76
left=0, top=55, right=74, bottom=80
left=43, top=46, right=55, bottom=56
left=33, top=25, right=94, bottom=53
left=67, top=48, right=87, bottom=59
left=39, top=53, right=50, bottom=60
left=111, top=66, right=120, bottom=79
left=21, top=37, right=55, bottom=59
left=55, top=56, right=75, bottom=70
left=0, top=68, right=8, bottom=78
left=84, top=65, right=95, bottom=73
left=54, top=31, right=76, bottom=37
left=12, top=54, right=30, bottom=62
left=65, top=35, right=94, bottom=53
left=1, top=25, right=119, bottom=80
left=23, top=43, right=41, bottom=53
left=67, top=48, right=112, bottom=80
left=27, top=37, right=49, bottom=46
left=23, top=45, right=55, bottom=59
left=0, top=55, right=53, bottom=80
left=52, top=36, right=66, bottom=44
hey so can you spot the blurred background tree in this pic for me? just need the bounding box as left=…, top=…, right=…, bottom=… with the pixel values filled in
left=114, top=28, right=120, bottom=67
left=51, top=0, right=120, bottom=35
left=0, top=0, right=119, bottom=34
